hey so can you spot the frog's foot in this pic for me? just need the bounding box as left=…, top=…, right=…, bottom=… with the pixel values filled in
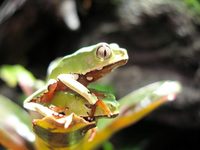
left=88, top=100, right=112, bottom=118
left=96, top=100, right=113, bottom=117
left=85, top=99, right=112, bottom=120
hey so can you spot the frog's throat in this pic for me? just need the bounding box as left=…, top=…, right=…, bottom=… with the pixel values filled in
left=77, top=59, right=128, bottom=85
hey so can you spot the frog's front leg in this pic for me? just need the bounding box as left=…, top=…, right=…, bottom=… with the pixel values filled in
left=57, top=74, right=112, bottom=117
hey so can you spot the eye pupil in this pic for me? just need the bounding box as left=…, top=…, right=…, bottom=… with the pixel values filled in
left=104, top=49, right=107, bottom=57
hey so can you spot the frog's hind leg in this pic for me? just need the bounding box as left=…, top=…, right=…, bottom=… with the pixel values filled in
left=31, top=80, right=61, bottom=103
left=39, top=81, right=58, bottom=103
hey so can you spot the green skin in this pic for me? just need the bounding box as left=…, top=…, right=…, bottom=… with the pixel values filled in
left=24, top=42, right=128, bottom=118
left=48, top=43, right=128, bottom=78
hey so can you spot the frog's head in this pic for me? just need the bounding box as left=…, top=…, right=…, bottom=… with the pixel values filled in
left=48, top=42, right=128, bottom=82
left=76, top=42, right=129, bottom=83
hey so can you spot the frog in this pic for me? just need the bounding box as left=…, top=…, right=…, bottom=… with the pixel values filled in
left=24, top=42, right=128, bottom=119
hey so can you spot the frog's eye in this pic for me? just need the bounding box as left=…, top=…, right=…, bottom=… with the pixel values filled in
left=96, top=44, right=112, bottom=60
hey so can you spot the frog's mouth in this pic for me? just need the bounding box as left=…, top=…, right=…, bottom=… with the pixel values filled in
left=77, top=59, right=128, bottom=86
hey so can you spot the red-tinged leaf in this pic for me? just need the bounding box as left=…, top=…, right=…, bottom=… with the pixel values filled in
left=33, top=113, right=96, bottom=149
left=0, top=95, right=35, bottom=150
left=84, top=81, right=181, bottom=150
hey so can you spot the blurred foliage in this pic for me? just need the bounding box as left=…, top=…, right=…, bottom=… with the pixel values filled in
left=184, top=0, right=200, bottom=17
left=0, top=95, right=34, bottom=150
left=88, top=83, right=116, bottom=95
left=0, top=65, right=35, bottom=88
left=102, top=141, right=114, bottom=150
left=88, top=81, right=181, bottom=150
left=0, top=65, right=44, bottom=96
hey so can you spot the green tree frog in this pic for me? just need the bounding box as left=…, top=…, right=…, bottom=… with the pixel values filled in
left=24, top=42, right=128, bottom=118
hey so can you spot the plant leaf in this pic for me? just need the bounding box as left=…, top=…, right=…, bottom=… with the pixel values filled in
left=0, top=65, right=35, bottom=87
left=0, top=95, right=35, bottom=149
left=33, top=113, right=96, bottom=149
left=0, top=64, right=44, bottom=95
left=84, top=81, right=182, bottom=149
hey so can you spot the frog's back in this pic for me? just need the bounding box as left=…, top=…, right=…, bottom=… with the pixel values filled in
left=48, top=58, right=79, bottom=79
left=48, top=51, right=95, bottom=79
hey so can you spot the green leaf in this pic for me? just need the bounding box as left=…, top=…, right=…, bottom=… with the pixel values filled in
left=88, top=83, right=115, bottom=95
left=102, top=141, right=114, bottom=150
left=0, top=64, right=35, bottom=87
left=184, top=0, right=200, bottom=14
left=0, top=64, right=45, bottom=95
